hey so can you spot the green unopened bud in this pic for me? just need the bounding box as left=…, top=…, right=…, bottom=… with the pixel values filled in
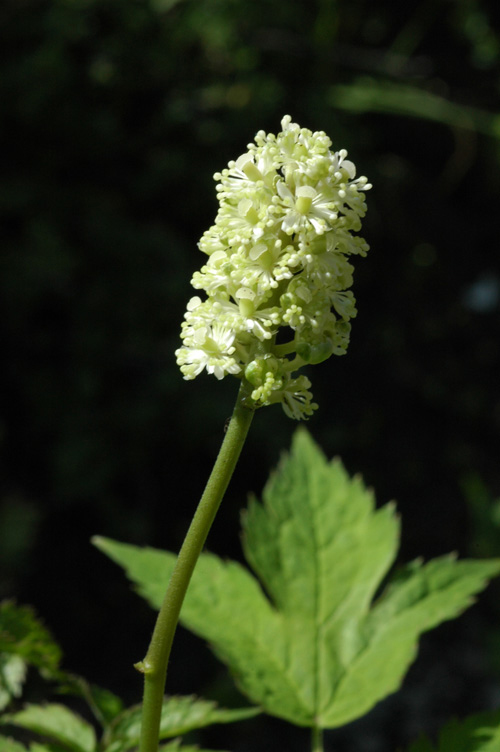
left=245, top=356, right=279, bottom=387
left=296, top=338, right=334, bottom=365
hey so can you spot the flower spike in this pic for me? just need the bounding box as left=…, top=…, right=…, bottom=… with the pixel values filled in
left=176, top=116, right=371, bottom=419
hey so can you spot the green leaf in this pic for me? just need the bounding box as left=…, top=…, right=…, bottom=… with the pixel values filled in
left=54, top=673, right=124, bottom=727
left=84, top=684, right=123, bottom=726
left=0, top=704, right=96, bottom=752
left=0, top=654, right=26, bottom=710
left=94, top=429, right=500, bottom=730
left=92, top=539, right=282, bottom=715
left=92, top=538, right=176, bottom=614
left=406, top=711, right=500, bottom=751
left=0, top=736, right=29, bottom=752
left=102, top=696, right=258, bottom=752
left=0, top=602, right=62, bottom=675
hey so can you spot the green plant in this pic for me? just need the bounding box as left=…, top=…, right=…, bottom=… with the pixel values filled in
left=94, top=429, right=500, bottom=748
left=2, top=432, right=500, bottom=751
left=2, top=116, right=499, bottom=752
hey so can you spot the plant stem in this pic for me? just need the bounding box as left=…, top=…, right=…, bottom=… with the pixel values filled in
left=311, top=725, right=324, bottom=752
left=137, top=381, right=255, bottom=752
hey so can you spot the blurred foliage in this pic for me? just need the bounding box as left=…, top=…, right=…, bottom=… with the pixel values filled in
left=1, top=0, right=500, bottom=750
left=404, top=709, right=500, bottom=752
left=463, top=474, right=500, bottom=560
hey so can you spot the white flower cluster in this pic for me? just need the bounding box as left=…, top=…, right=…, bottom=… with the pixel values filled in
left=175, top=116, right=371, bottom=419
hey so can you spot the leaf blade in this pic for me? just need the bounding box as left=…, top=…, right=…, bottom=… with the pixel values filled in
left=96, top=429, right=500, bottom=730
left=0, top=654, right=26, bottom=711
left=103, top=696, right=258, bottom=752
left=0, top=601, right=62, bottom=675
left=0, top=704, right=96, bottom=752
left=320, top=555, right=500, bottom=727
left=93, top=537, right=313, bottom=724
left=0, top=736, right=29, bottom=752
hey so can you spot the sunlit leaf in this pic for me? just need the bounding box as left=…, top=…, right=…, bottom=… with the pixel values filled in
left=95, top=429, right=500, bottom=730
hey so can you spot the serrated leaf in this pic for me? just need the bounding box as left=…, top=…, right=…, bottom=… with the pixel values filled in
left=0, top=654, right=26, bottom=710
left=92, top=539, right=286, bottom=715
left=0, top=602, right=62, bottom=675
left=95, top=429, right=500, bottom=730
left=405, top=711, right=500, bottom=751
left=102, top=695, right=258, bottom=752
left=322, top=553, right=500, bottom=726
left=0, top=736, right=29, bottom=752
left=0, top=704, right=96, bottom=752
left=92, top=538, right=176, bottom=613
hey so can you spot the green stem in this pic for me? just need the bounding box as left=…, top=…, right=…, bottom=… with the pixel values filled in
left=311, top=725, right=324, bottom=752
left=137, top=381, right=255, bottom=752
left=273, top=340, right=297, bottom=357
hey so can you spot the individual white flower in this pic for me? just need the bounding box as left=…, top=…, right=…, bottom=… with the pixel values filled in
left=228, top=237, right=295, bottom=295
left=214, top=150, right=278, bottom=197
left=299, top=245, right=355, bottom=292
left=277, top=182, right=338, bottom=236
left=191, top=251, right=233, bottom=295
left=214, top=193, right=272, bottom=247
left=175, top=318, right=241, bottom=381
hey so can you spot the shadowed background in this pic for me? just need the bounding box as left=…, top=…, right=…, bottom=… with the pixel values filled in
left=1, top=1, right=500, bottom=749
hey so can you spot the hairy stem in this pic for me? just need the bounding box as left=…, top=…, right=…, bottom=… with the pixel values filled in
left=137, top=381, right=255, bottom=752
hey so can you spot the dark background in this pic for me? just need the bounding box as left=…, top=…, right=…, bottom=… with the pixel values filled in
left=1, top=0, right=500, bottom=750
